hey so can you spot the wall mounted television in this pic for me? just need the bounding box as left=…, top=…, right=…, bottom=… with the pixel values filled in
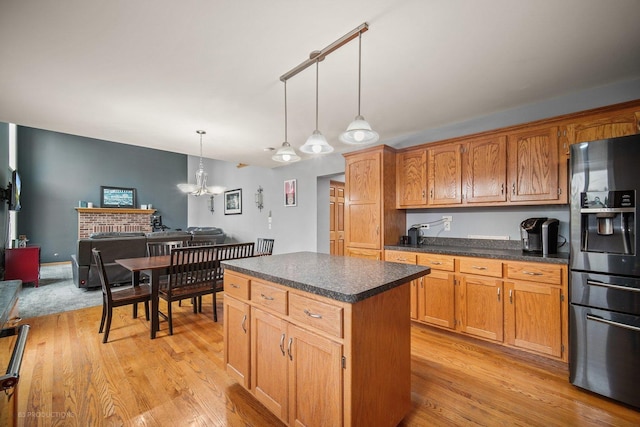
left=100, top=186, right=136, bottom=208
left=2, top=169, right=21, bottom=211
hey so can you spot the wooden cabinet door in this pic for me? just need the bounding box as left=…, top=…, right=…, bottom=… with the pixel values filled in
left=428, top=143, right=463, bottom=205
left=396, top=148, right=427, bottom=207
left=251, top=307, right=288, bottom=422
left=567, top=110, right=640, bottom=145
left=329, top=181, right=345, bottom=256
left=504, top=281, right=563, bottom=358
left=507, top=126, right=560, bottom=203
left=288, top=324, right=343, bottom=427
left=464, top=135, right=507, bottom=204
left=224, top=296, right=251, bottom=389
left=458, top=275, right=504, bottom=342
left=418, top=270, right=456, bottom=329
left=345, top=151, right=381, bottom=250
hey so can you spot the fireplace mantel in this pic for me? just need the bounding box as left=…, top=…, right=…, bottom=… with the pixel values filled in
left=75, top=208, right=156, bottom=214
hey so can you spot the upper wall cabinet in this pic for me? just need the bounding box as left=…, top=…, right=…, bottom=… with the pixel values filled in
left=394, top=99, right=640, bottom=210
left=396, top=148, right=427, bottom=207
left=507, top=126, right=563, bottom=204
left=464, top=135, right=507, bottom=204
left=428, top=142, right=463, bottom=206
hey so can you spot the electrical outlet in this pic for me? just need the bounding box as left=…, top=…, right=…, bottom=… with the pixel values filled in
left=442, top=215, right=452, bottom=231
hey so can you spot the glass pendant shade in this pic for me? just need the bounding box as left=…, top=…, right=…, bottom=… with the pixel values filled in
left=177, top=131, right=226, bottom=196
left=272, top=141, right=300, bottom=162
left=339, top=115, right=379, bottom=144
left=300, top=130, right=333, bottom=154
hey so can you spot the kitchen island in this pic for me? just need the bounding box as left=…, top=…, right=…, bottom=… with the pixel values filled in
left=222, top=252, right=430, bottom=427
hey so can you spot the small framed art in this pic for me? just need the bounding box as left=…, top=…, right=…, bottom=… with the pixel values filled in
left=224, top=189, right=242, bottom=215
left=284, top=179, right=297, bottom=207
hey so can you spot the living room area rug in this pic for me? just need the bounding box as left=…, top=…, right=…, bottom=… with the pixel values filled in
left=18, top=262, right=102, bottom=319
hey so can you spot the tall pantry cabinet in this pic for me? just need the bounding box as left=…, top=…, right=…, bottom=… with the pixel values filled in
left=343, top=145, right=405, bottom=261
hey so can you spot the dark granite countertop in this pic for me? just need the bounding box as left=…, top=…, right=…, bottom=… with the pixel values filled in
left=222, top=251, right=430, bottom=304
left=0, top=280, right=21, bottom=329
left=385, top=237, right=569, bottom=265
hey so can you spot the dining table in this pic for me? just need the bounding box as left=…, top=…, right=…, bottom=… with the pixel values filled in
left=115, top=255, right=171, bottom=339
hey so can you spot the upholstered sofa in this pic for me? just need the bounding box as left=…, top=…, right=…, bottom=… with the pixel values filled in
left=71, top=228, right=226, bottom=288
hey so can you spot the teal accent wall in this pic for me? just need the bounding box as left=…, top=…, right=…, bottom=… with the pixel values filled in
left=16, top=127, right=188, bottom=263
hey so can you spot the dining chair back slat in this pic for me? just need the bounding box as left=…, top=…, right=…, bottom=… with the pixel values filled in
left=256, top=238, right=274, bottom=256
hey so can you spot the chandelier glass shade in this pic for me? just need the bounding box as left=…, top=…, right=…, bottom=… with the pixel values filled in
left=177, top=130, right=226, bottom=196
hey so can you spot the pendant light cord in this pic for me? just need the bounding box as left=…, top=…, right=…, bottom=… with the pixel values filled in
left=284, top=80, right=288, bottom=141
left=357, top=32, right=362, bottom=116
left=315, top=59, right=319, bottom=131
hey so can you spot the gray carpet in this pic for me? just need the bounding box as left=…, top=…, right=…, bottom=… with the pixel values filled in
left=18, top=263, right=103, bottom=319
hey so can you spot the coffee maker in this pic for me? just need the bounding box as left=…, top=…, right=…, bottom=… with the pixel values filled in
left=520, top=217, right=559, bottom=255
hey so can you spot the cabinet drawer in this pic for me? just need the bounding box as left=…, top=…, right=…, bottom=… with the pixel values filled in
left=385, top=250, right=417, bottom=264
left=289, top=293, right=343, bottom=338
left=251, top=280, right=288, bottom=314
left=417, top=253, right=455, bottom=271
left=506, top=262, right=563, bottom=285
left=459, top=257, right=503, bottom=278
left=224, top=272, right=250, bottom=300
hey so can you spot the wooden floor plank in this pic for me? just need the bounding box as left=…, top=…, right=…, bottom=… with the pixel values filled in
left=12, top=295, right=640, bottom=426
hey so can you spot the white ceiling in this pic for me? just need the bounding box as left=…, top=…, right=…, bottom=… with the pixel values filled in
left=1, top=0, right=639, bottom=168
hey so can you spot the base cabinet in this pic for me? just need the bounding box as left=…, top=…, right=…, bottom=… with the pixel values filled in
left=224, top=270, right=411, bottom=426
left=385, top=250, right=568, bottom=362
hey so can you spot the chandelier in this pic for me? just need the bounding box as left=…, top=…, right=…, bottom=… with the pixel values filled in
left=177, top=130, right=226, bottom=196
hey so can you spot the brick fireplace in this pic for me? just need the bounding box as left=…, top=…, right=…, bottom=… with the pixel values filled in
left=75, top=207, right=156, bottom=239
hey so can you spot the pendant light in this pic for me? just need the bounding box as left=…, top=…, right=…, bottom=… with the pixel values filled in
left=339, top=31, right=379, bottom=145
left=177, top=130, right=226, bottom=196
left=272, top=81, right=301, bottom=163
left=300, top=58, right=334, bottom=154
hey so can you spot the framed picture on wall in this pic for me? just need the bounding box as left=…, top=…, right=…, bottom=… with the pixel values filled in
left=224, top=189, right=242, bottom=215
left=284, top=179, right=297, bottom=207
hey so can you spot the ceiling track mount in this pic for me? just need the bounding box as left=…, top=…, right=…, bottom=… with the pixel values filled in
left=280, top=23, right=369, bottom=82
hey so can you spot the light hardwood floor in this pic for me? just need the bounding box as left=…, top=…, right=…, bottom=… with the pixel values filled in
left=13, top=295, right=640, bottom=426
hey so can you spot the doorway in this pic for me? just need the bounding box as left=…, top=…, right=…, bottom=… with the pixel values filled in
left=329, top=180, right=345, bottom=255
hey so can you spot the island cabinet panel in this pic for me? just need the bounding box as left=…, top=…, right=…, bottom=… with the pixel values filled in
left=225, top=268, right=413, bottom=427
left=223, top=296, right=251, bottom=389
left=251, top=307, right=289, bottom=421
left=288, top=324, right=343, bottom=427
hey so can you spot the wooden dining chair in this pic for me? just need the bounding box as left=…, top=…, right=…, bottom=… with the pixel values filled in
left=146, top=240, right=184, bottom=256
left=92, top=248, right=151, bottom=343
left=255, top=238, right=274, bottom=256
left=158, top=246, right=218, bottom=335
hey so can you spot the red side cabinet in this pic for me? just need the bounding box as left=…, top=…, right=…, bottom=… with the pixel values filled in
left=4, top=246, right=40, bottom=287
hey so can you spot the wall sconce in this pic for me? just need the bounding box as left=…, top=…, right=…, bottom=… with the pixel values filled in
left=255, top=186, right=264, bottom=211
left=208, top=195, right=215, bottom=214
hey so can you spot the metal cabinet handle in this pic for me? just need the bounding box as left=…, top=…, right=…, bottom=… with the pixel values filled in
left=304, top=309, right=323, bottom=319
left=287, top=337, right=293, bottom=360
left=397, top=257, right=407, bottom=262
left=260, top=293, right=274, bottom=301
left=501, top=183, right=504, bottom=195
left=512, top=183, right=516, bottom=195
left=230, top=283, right=240, bottom=288
left=420, top=278, right=424, bottom=288
left=587, top=314, right=640, bottom=333
left=497, top=287, right=501, bottom=301
left=279, top=333, right=286, bottom=355
left=522, top=271, right=543, bottom=276
left=422, top=189, right=426, bottom=198
left=241, top=314, right=247, bottom=333
left=430, top=189, right=434, bottom=198
left=509, top=289, right=513, bottom=304
left=472, top=266, right=488, bottom=270
left=431, top=261, right=442, bottom=265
